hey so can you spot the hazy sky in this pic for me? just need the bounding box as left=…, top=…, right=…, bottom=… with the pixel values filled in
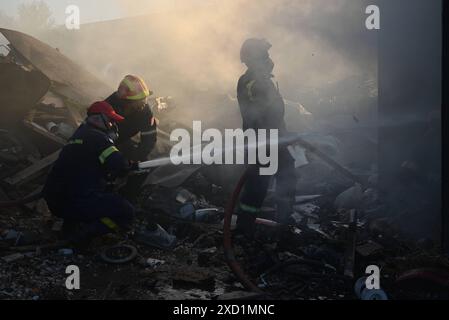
left=0, top=0, right=194, bottom=24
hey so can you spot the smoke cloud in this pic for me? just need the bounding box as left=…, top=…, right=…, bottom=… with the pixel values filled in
left=44, top=0, right=376, bottom=117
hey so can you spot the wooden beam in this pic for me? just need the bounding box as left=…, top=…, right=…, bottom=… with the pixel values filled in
left=4, top=150, right=60, bottom=186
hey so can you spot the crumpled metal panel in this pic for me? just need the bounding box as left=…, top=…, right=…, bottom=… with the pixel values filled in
left=0, top=63, right=50, bottom=128
left=0, top=28, right=112, bottom=105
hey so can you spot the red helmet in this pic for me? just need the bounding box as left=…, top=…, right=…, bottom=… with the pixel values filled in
left=87, top=101, right=124, bottom=123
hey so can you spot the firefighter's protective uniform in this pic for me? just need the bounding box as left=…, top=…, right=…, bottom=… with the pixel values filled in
left=106, top=75, right=157, bottom=162
left=236, top=39, right=297, bottom=234
left=43, top=102, right=134, bottom=243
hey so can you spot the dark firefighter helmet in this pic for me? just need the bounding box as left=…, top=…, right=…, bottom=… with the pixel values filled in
left=240, top=38, right=272, bottom=64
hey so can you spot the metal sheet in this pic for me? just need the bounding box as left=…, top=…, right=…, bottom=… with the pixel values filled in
left=0, top=28, right=112, bottom=104
left=0, top=63, right=50, bottom=127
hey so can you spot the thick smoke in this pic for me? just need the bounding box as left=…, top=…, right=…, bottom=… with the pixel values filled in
left=44, top=0, right=376, bottom=116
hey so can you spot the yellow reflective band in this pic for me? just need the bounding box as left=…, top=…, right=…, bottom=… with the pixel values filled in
left=135, top=75, right=150, bottom=93
left=126, top=91, right=150, bottom=101
left=100, top=217, right=119, bottom=232
left=246, top=80, right=256, bottom=102
left=122, top=77, right=151, bottom=100
left=122, top=77, right=136, bottom=91
left=239, top=203, right=260, bottom=213
left=68, top=139, right=83, bottom=145
left=99, top=146, right=119, bottom=164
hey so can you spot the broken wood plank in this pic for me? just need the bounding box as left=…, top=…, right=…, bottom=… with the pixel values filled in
left=4, top=150, right=60, bottom=186
left=23, top=120, right=66, bottom=145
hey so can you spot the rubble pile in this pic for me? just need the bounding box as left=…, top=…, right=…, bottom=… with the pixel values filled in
left=0, top=28, right=447, bottom=301
left=2, top=163, right=448, bottom=300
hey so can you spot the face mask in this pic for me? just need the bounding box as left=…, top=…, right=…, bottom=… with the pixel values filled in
left=107, top=130, right=119, bottom=142
left=107, top=123, right=120, bottom=141
left=249, top=57, right=274, bottom=76
left=87, top=114, right=119, bottom=140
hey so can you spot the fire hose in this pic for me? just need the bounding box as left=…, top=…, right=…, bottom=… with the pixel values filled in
left=222, top=134, right=364, bottom=292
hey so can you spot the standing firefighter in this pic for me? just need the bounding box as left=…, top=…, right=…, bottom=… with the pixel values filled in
left=43, top=101, right=174, bottom=248
left=236, top=38, right=297, bottom=236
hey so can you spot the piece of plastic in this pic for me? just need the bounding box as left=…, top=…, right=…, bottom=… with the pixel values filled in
left=134, top=224, right=177, bottom=250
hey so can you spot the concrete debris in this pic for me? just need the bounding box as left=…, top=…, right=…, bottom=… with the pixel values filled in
left=356, top=241, right=383, bottom=257
left=176, top=188, right=197, bottom=204
left=294, top=203, right=320, bottom=218
left=142, top=258, right=166, bottom=269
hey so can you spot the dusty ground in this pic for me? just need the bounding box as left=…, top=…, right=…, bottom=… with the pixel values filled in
left=1, top=171, right=448, bottom=301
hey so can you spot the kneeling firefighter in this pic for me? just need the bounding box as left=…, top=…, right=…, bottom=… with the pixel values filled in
left=43, top=101, right=175, bottom=248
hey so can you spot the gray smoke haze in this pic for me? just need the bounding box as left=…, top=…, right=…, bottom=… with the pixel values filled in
left=42, top=0, right=376, bottom=118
